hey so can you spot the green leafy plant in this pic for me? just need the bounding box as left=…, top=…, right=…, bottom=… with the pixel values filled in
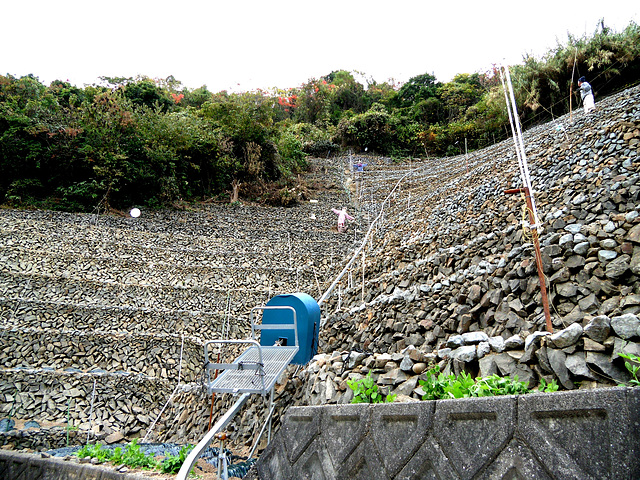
left=538, top=377, right=559, bottom=393
left=112, top=439, right=159, bottom=470
left=419, top=366, right=532, bottom=400
left=419, top=366, right=478, bottom=399
left=347, top=372, right=397, bottom=404
left=472, top=374, right=530, bottom=397
left=161, top=444, right=194, bottom=474
left=76, top=439, right=159, bottom=470
left=618, top=352, right=640, bottom=387
left=444, top=370, right=477, bottom=398
left=418, top=365, right=450, bottom=400
left=76, top=443, right=112, bottom=463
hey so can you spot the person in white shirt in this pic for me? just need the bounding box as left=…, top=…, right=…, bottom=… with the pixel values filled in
left=578, top=76, right=596, bottom=114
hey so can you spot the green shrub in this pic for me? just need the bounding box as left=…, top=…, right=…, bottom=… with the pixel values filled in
left=161, top=444, right=194, bottom=474
left=418, top=366, right=532, bottom=400
left=4, top=178, right=44, bottom=206
left=276, top=129, right=307, bottom=176
left=347, top=372, right=396, bottom=404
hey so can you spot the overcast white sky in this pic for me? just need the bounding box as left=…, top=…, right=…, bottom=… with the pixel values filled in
left=2, top=1, right=638, bottom=93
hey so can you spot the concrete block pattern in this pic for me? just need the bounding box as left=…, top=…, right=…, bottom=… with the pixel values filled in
left=370, top=402, right=433, bottom=477
left=517, top=389, right=629, bottom=480
left=256, top=434, right=293, bottom=480
left=0, top=451, right=137, bottom=479
left=254, top=388, right=640, bottom=479
left=290, top=440, right=336, bottom=480
left=281, top=406, right=321, bottom=464
left=320, top=404, right=371, bottom=467
left=434, top=395, right=515, bottom=479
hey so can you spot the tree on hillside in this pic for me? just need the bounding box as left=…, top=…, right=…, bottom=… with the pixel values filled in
left=336, top=103, right=397, bottom=154
left=294, top=79, right=334, bottom=126
left=201, top=91, right=278, bottom=180
left=394, top=72, right=439, bottom=109
left=438, top=73, right=484, bottom=122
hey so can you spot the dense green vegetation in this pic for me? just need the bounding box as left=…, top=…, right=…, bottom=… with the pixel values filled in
left=417, top=365, right=559, bottom=400
left=347, top=372, right=397, bottom=403
left=1, top=21, right=638, bottom=212
left=76, top=440, right=194, bottom=474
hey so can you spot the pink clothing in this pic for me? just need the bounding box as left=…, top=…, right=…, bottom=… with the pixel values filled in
left=332, top=208, right=354, bottom=233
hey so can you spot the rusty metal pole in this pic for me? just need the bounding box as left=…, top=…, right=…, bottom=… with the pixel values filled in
left=505, top=187, right=553, bottom=333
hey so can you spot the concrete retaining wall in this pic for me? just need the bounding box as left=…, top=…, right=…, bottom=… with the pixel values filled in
left=252, top=387, right=640, bottom=480
left=0, top=450, right=147, bottom=480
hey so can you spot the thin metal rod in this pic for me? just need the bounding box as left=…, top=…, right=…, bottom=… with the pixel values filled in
left=177, top=392, right=251, bottom=480
left=361, top=249, right=365, bottom=303
left=248, top=390, right=276, bottom=460
left=267, top=387, right=274, bottom=444
left=86, top=379, right=97, bottom=445
left=465, top=137, right=469, bottom=174
left=210, top=297, right=231, bottom=430
left=570, top=46, right=578, bottom=123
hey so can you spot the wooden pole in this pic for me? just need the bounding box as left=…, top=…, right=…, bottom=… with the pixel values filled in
left=505, top=187, right=553, bottom=332
left=570, top=47, right=578, bottom=123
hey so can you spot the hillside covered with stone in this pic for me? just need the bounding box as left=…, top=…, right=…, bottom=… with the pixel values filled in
left=0, top=158, right=358, bottom=452
left=295, top=84, right=640, bottom=405
left=1, top=83, right=639, bottom=463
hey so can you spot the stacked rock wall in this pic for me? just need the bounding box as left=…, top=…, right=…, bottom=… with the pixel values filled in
left=2, top=84, right=640, bottom=470
left=304, top=85, right=640, bottom=406
left=0, top=156, right=357, bottom=451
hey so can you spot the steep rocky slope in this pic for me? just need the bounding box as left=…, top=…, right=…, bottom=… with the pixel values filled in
left=0, top=157, right=358, bottom=451
left=296, top=84, right=640, bottom=405
left=1, top=84, right=639, bottom=462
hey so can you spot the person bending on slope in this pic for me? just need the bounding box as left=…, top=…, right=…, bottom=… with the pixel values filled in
left=332, top=207, right=354, bottom=233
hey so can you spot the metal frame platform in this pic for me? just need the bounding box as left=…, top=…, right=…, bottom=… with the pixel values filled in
left=205, top=342, right=298, bottom=395
left=180, top=305, right=302, bottom=480
left=204, top=305, right=300, bottom=396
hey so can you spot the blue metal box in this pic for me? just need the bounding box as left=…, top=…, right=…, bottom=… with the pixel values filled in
left=261, top=293, right=320, bottom=365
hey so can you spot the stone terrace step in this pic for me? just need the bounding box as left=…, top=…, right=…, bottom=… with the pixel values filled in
left=0, top=297, right=244, bottom=340
left=0, top=328, right=203, bottom=383
left=0, top=202, right=359, bottom=239
left=0, top=214, right=354, bottom=255
left=0, top=368, right=176, bottom=439
left=0, top=272, right=298, bottom=318
left=0, top=247, right=324, bottom=292
left=0, top=230, right=342, bottom=271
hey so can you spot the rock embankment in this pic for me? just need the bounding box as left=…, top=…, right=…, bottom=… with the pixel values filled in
left=0, top=156, right=358, bottom=451
left=2, top=83, right=640, bottom=459
left=300, top=85, right=640, bottom=405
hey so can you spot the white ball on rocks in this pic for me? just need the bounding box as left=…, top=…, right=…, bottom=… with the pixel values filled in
left=130, top=208, right=141, bottom=218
